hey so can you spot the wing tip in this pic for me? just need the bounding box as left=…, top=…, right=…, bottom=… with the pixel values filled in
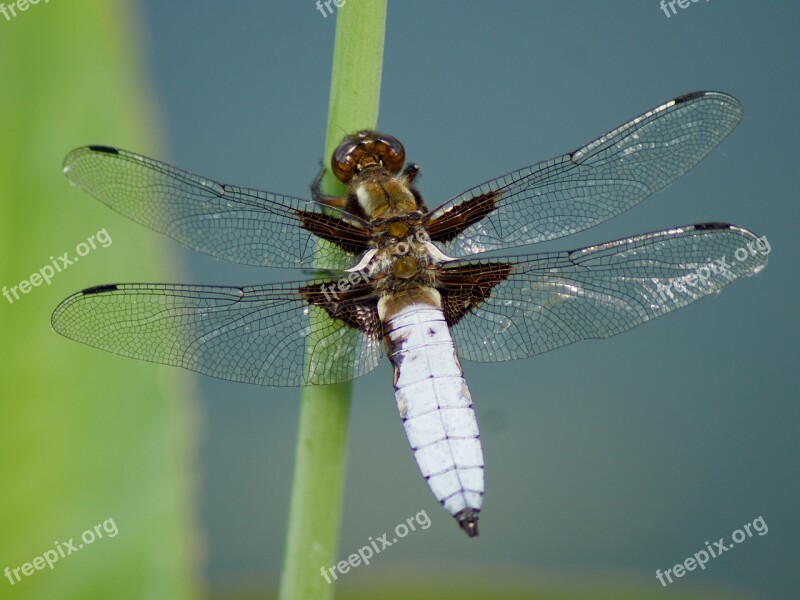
left=81, top=283, right=120, bottom=295
left=673, top=90, right=740, bottom=106
left=51, top=284, right=120, bottom=332
left=692, top=221, right=735, bottom=232
left=87, top=145, right=120, bottom=155
left=691, top=222, right=768, bottom=244
left=63, top=144, right=120, bottom=168
left=674, top=91, right=743, bottom=127
left=674, top=90, right=708, bottom=104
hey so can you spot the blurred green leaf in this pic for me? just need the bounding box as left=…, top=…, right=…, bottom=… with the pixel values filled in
left=0, top=2, right=198, bottom=599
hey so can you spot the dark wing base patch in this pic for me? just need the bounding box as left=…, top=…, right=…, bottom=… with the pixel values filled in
left=437, top=262, right=514, bottom=326
left=296, top=209, right=371, bottom=257
left=424, top=190, right=500, bottom=244
left=299, top=280, right=382, bottom=340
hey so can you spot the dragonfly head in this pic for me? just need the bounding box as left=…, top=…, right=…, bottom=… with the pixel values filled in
left=331, top=130, right=405, bottom=183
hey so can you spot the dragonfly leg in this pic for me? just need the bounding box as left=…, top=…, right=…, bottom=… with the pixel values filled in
left=310, top=164, right=348, bottom=208
left=401, top=162, right=420, bottom=184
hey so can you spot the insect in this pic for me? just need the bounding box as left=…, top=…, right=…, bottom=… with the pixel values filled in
left=52, top=91, right=767, bottom=537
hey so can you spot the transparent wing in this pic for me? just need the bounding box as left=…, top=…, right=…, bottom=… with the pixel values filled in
left=444, top=223, right=768, bottom=362
left=51, top=280, right=383, bottom=386
left=426, top=92, right=743, bottom=256
left=62, top=146, right=370, bottom=269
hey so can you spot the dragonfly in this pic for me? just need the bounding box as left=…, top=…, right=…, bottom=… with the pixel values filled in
left=52, top=91, right=767, bottom=537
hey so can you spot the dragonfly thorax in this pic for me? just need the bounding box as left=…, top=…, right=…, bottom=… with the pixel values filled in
left=353, top=173, right=418, bottom=218
left=359, top=229, right=439, bottom=291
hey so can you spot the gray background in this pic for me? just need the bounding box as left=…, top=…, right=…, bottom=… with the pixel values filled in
left=134, top=1, right=798, bottom=597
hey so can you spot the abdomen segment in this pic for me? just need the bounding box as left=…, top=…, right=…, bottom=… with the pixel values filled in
left=383, top=299, right=484, bottom=537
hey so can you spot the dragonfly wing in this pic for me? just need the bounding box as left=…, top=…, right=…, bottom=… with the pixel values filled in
left=426, top=92, right=743, bottom=256
left=63, top=146, right=370, bottom=269
left=436, top=223, right=768, bottom=362
left=51, top=279, right=383, bottom=386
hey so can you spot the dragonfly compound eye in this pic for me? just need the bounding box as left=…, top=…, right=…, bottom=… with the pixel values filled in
left=331, top=131, right=406, bottom=183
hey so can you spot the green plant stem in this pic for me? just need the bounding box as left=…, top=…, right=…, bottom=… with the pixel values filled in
left=278, top=3, right=387, bottom=599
